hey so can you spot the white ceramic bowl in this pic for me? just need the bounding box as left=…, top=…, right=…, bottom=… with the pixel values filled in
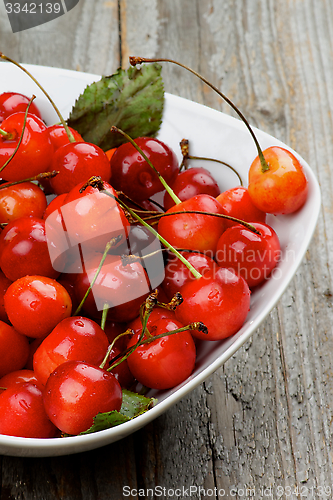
left=0, top=63, right=321, bottom=457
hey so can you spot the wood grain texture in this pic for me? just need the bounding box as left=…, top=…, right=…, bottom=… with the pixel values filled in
left=0, top=0, right=332, bottom=498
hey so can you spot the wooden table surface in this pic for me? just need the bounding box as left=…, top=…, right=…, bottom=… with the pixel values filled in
left=0, top=1, right=331, bottom=499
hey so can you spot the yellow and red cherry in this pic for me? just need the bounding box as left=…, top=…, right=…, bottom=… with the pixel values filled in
left=131, top=58, right=309, bottom=216
left=248, top=146, right=308, bottom=214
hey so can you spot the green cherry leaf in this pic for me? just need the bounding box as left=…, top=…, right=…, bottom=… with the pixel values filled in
left=67, top=63, right=164, bottom=151
left=120, top=389, right=157, bottom=419
left=79, top=411, right=130, bottom=434
left=78, top=390, right=157, bottom=435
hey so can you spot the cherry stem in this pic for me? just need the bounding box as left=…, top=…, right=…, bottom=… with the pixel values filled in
left=116, top=190, right=165, bottom=213
left=0, top=94, right=36, bottom=175
left=120, top=247, right=184, bottom=268
left=0, top=53, right=75, bottom=143
left=129, top=57, right=270, bottom=174
left=141, top=321, right=208, bottom=343
left=0, top=128, right=12, bottom=139
left=105, top=290, right=197, bottom=371
left=99, top=328, right=133, bottom=370
left=142, top=209, right=261, bottom=235
left=99, top=182, right=202, bottom=279
left=80, top=176, right=202, bottom=279
left=188, top=156, right=243, bottom=186
left=138, top=289, right=159, bottom=338
left=110, top=126, right=182, bottom=205
left=73, top=234, right=123, bottom=316
left=108, top=320, right=207, bottom=371
left=157, top=291, right=183, bottom=311
left=100, top=303, right=109, bottom=331
left=0, top=170, right=59, bottom=190
left=107, top=291, right=159, bottom=371
left=179, top=138, right=243, bottom=185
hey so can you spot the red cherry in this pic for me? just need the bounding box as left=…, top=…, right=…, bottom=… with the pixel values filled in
left=107, top=345, right=135, bottom=389
left=215, top=222, right=281, bottom=288
left=162, top=251, right=217, bottom=300
left=0, top=112, right=53, bottom=182
left=56, top=274, right=80, bottom=312
left=45, top=181, right=131, bottom=276
left=42, top=193, right=67, bottom=220
left=4, top=275, right=72, bottom=339
left=43, top=360, right=122, bottom=435
left=158, top=194, right=225, bottom=254
left=0, top=269, right=12, bottom=323
left=216, top=186, right=266, bottom=229
left=0, top=369, right=39, bottom=395
left=110, top=224, right=160, bottom=257
left=24, top=337, right=44, bottom=371
left=0, top=382, right=57, bottom=438
left=105, top=148, right=117, bottom=161
left=154, top=285, right=169, bottom=304
left=103, top=320, right=128, bottom=350
left=0, top=216, right=60, bottom=281
left=0, top=320, right=29, bottom=378
left=74, top=253, right=151, bottom=322
left=39, top=126, right=84, bottom=195
left=33, top=316, right=110, bottom=386
left=61, top=180, right=130, bottom=253
left=163, top=167, right=220, bottom=211
left=110, top=137, right=179, bottom=202
left=0, top=92, right=42, bottom=124
left=127, top=318, right=196, bottom=390
left=128, top=307, right=177, bottom=336
left=47, top=124, right=84, bottom=150
left=43, top=195, right=71, bottom=273
left=175, top=267, right=251, bottom=341
left=50, top=142, right=112, bottom=195
left=123, top=197, right=163, bottom=213
left=248, top=146, right=308, bottom=214
left=0, top=181, right=47, bottom=224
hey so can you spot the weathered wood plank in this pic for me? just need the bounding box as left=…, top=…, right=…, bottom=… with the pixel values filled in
left=0, top=0, right=120, bottom=73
